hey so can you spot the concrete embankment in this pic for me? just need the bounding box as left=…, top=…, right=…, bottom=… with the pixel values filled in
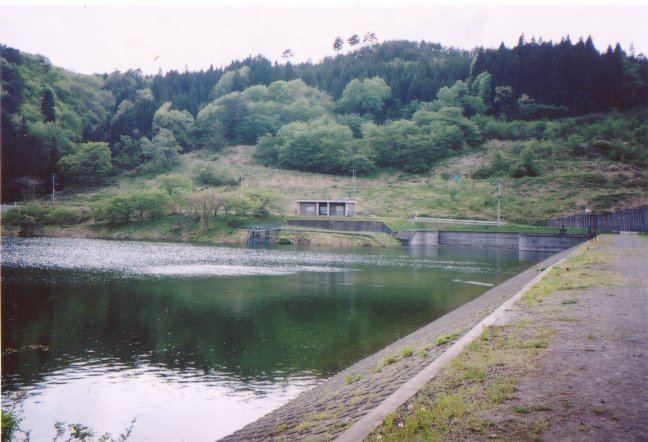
left=398, top=230, right=588, bottom=252
left=219, top=246, right=576, bottom=441
left=286, top=219, right=394, bottom=234
left=285, top=220, right=588, bottom=252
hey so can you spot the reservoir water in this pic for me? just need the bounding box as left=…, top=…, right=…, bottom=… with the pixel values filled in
left=1, top=237, right=549, bottom=440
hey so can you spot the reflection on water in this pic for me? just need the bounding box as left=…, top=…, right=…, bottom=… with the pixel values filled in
left=1, top=237, right=550, bottom=440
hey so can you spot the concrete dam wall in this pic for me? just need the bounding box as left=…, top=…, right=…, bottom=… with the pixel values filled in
left=400, top=231, right=589, bottom=252
left=284, top=220, right=589, bottom=252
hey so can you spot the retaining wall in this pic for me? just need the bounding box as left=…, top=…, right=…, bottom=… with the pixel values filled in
left=439, top=231, right=520, bottom=249
left=396, top=231, right=438, bottom=246
left=519, top=233, right=589, bottom=252
left=399, top=230, right=589, bottom=252
left=286, top=219, right=394, bottom=234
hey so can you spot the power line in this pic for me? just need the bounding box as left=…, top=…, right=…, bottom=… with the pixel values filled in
left=496, top=178, right=502, bottom=227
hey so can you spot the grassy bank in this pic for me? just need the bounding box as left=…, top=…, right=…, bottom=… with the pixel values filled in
left=3, top=143, right=644, bottom=246
left=9, top=215, right=401, bottom=248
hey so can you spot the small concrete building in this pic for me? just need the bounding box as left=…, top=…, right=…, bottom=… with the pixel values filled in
left=297, top=200, right=356, bottom=217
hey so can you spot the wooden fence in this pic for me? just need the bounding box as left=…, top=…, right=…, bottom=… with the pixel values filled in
left=547, top=205, right=648, bottom=232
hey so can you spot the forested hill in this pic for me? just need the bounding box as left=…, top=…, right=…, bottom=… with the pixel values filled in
left=470, top=35, right=648, bottom=115
left=1, top=37, right=647, bottom=203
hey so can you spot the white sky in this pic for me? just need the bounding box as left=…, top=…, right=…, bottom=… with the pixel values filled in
left=1, top=1, right=647, bottom=75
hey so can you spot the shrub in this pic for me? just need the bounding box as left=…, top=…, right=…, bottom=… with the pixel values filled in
left=567, top=134, right=586, bottom=156
left=1, top=410, right=21, bottom=442
left=92, top=191, right=171, bottom=224
left=2, top=204, right=52, bottom=234
left=510, top=147, right=541, bottom=178
left=194, top=165, right=240, bottom=187
left=46, top=206, right=82, bottom=225
left=472, top=151, right=509, bottom=179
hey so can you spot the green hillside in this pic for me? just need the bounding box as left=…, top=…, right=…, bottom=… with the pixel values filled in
left=1, top=37, right=647, bottom=242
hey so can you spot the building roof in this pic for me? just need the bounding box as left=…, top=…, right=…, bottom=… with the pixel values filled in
left=297, top=200, right=356, bottom=204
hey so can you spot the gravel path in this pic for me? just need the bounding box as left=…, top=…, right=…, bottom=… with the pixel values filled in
left=219, top=248, right=573, bottom=441
left=507, top=233, right=648, bottom=440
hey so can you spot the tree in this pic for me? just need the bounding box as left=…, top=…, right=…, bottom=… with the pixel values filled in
left=141, top=129, right=182, bottom=172
left=333, top=37, right=344, bottom=52
left=41, top=89, right=56, bottom=122
left=59, top=142, right=112, bottom=185
left=152, top=102, right=196, bottom=151
left=494, top=86, right=517, bottom=119
left=245, top=189, right=279, bottom=217
left=158, top=173, right=192, bottom=196
left=130, top=190, right=170, bottom=220
left=337, top=77, right=391, bottom=118
left=186, top=190, right=222, bottom=234
left=257, top=118, right=361, bottom=174
left=363, top=32, right=378, bottom=46
left=254, top=133, right=280, bottom=166
left=347, top=34, right=360, bottom=47
left=212, top=66, right=250, bottom=98
left=470, top=71, right=494, bottom=111
left=364, top=119, right=448, bottom=173
left=92, top=194, right=133, bottom=224
left=194, top=102, right=227, bottom=150
left=111, top=135, right=143, bottom=170
left=434, top=80, right=486, bottom=117
left=414, top=106, right=482, bottom=147
left=109, top=88, right=156, bottom=144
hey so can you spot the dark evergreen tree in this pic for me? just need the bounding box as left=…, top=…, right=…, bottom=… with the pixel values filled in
left=347, top=34, right=360, bottom=47
left=333, top=37, right=344, bottom=52
left=41, top=89, right=56, bottom=122
left=469, top=35, right=648, bottom=115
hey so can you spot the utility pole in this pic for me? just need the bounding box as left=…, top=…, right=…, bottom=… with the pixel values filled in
left=51, top=174, right=57, bottom=206
left=350, top=166, right=357, bottom=199
left=496, top=178, right=502, bottom=227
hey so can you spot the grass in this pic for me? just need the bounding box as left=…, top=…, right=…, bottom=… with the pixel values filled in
left=43, top=214, right=249, bottom=245
left=295, top=421, right=314, bottom=433
left=344, top=374, right=362, bottom=385
left=383, top=355, right=398, bottom=365
left=400, top=347, right=414, bottom=358
left=436, top=333, right=460, bottom=346
left=371, top=320, right=553, bottom=441
left=374, top=350, right=415, bottom=372
left=520, top=240, right=625, bottom=308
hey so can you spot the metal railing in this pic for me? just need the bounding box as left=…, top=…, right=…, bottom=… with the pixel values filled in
left=414, top=216, right=507, bottom=226
left=547, top=205, right=648, bottom=232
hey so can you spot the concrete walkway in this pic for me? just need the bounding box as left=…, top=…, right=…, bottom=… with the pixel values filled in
left=219, top=247, right=575, bottom=441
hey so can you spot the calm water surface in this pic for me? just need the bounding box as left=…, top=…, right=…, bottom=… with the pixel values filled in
left=1, top=237, right=549, bottom=440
